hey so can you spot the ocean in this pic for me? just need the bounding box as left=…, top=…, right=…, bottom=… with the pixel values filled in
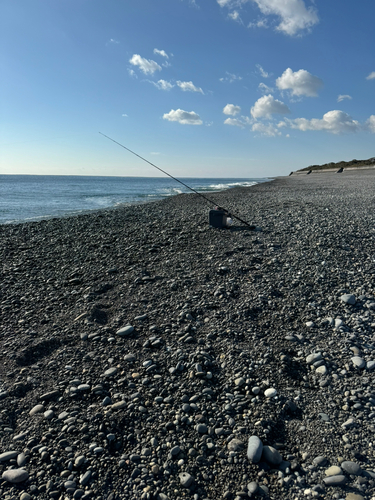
left=0, top=175, right=269, bottom=225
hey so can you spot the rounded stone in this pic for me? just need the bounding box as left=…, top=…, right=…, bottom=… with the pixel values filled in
left=2, top=468, right=29, bottom=483
left=29, top=404, right=44, bottom=416
left=264, top=388, right=277, bottom=398
left=325, top=466, right=342, bottom=476
left=323, top=475, right=348, bottom=486
left=341, top=461, right=361, bottom=475
left=340, top=294, right=356, bottom=305
left=0, top=451, right=19, bottom=462
left=179, top=472, right=194, bottom=488
left=104, top=367, right=117, bottom=377
left=116, top=325, right=134, bottom=336
left=247, top=436, right=263, bottom=463
left=351, top=356, right=365, bottom=369
left=111, top=401, right=127, bottom=410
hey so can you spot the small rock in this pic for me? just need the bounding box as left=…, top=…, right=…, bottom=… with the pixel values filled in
left=2, top=468, right=29, bottom=483
left=247, top=436, right=263, bottom=463
left=179, top=472, right=194, bottom=488
left=234, top=377, right=245, bottom=387
left=0, top=451, right=19, bottom=462
left=340, top=294, right=356, bottom=305
left=29, top=404, right=44, bottom=416
left=341, top=461, right=362, bottom=475
left=264, top=388, right=277, bottom=398
left=351, top=357, right=365, bottom=369
left=323, top=475, right=348, bottom=486
left=306, top=353, right=323, bottom=364
left=116, top=325, right=134, bottom=337
left=325, top=466, right=342, bottom=476
left=227, top=439, right=244, bottom=452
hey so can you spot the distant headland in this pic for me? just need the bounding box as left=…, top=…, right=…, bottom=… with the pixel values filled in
left=291, top=156, right=375, bottom=175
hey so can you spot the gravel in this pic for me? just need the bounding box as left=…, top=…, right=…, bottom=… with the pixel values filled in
left=1, top=170, right=375, bottom=499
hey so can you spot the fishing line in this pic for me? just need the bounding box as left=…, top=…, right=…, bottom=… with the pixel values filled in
left=99, top=132, right=254, bottom=228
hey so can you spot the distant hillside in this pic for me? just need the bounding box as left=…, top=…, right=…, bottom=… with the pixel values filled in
left=298, top=157, right=375, bottom=172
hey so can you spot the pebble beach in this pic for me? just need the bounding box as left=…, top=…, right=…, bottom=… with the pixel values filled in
left=1, top=170, right=375, bottom=500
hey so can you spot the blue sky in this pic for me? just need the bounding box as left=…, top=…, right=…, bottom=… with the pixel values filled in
left=1, top=0, right=374, bottom=178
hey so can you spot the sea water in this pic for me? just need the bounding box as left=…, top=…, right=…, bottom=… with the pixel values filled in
left=0, top=175, right=269, bottom=225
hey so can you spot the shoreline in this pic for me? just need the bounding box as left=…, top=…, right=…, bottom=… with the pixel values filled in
left=0, top=176, right=271, bottom=226
left=1, top=171, right=375, bottom=499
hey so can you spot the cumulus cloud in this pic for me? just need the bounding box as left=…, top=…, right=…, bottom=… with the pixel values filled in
left=276, top=68, right=323, bottom=97
left=251, top=94, right=291, bottom=119
left=251, top=122, right=281, bottom=136
left=366, top=72, right=375, bottom=80
left=253, top=0, right=319, bottom=35
left=219, top=71, right=243, bottom=83
left=177, top=81, right=204, bottom=93
left=223, top=104, right=241, bottom=116
left=285, top=110, right=361, bottom=134
left=337, top=94, right=352, bottom=102
left=224, top=117, right=246, bottom=128
left=129, top=54, right=162, bottom=75
left=367, top=115, right=375, bottom=133
left=218, top=0, right=319, bottom=36
left=163, top=109, right=202, bottom=125
left=150, top=80, right=174, bottom=91
left=154, top=48, right=169, bottom=58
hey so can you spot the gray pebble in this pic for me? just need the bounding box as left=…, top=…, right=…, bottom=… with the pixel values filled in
left=116, top=325, right=134, bottom=336
left=179, top=472, right=194, bottom=488
left=323, top=475, right=348, bottom=486
left=247, top=436, right=263, bottom=463
left=341, top=461, right=362, bottom=475
left=2, top=468, right=29, bottom=483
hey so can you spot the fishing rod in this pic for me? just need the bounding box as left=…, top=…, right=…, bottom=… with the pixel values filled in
left=99, top=132, right=254, bottom=228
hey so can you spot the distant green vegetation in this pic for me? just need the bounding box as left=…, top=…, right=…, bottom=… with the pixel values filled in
left=298, top=157, right=375, bottom=172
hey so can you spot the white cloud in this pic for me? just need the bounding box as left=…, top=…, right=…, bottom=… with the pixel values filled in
left=219, top=71, right=243, bottom=83
left=256, top=64, right=269, bottom=78
left=129, top=54, right=162, bottom=75
left=154, top=48, right=169, bottom=58
left=223, top=104, right=241, bottom=116
left=251, top=94, right=290, bottom=119
left=122, top=113, right=128, bottom=117
left=229, top=10, right=242, bottom=21
left=218, top=0, right=318, bottom=36
left=276, top=68, right=323, bottom=97
left=163, top=109, right=202, bottom=125
left=286, top=110, right=361, bottom=134
left=366, top=72, right=375, bottom=80
left=176, top=81, right=204, bottom=93
left=224, top=118, right=246, bottom=128
left=128, top=69, right=137, bottom=78
left=150, top=80, right=174, bottom=91
left=107, top=38, right=119, bottom=44
left=251, top=122, right=281, bottom=136
left=367, top=115, right=375, bottom=133
left=248, top=17, right=269, bottom=29
left=258, top=82, right=273, bottom=94
left=252, top=0, right=319, bottom=36
left=337, top=94, right=352, bottom=102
